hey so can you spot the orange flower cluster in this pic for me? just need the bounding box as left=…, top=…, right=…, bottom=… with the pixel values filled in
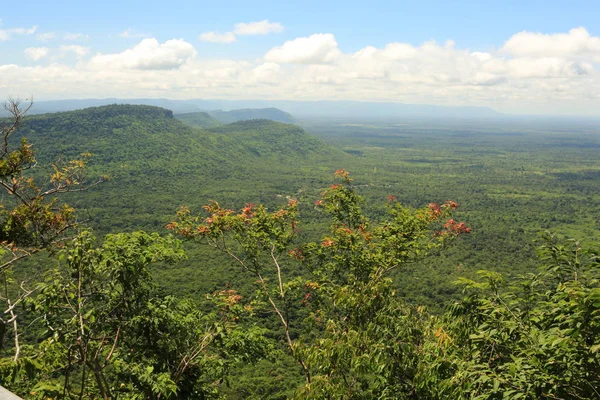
left=289, top=248, right=305, bottom=260
left=334, top=169, right=350, bottom=179
left=428, top=203, right=443, bottom=217
left=443, top=219, right=471, bottom=234
left=218, top=289, right=243, bottom=306
left=241, top=203, right=255, bottom=219
left=301, top=292, right=312, bottom=307
left=321, top=238, right=335, bottom=247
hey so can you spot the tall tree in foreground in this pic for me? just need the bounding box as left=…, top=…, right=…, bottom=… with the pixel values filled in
left=0, top=98, right=99, bottom=365
left=170, top=169, right=470, bottom=398
left=14, top=231, right=269, bottom=399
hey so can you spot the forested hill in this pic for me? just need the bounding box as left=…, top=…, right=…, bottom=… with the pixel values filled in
left=207, top=119, right=323, bottom=157
left=176, top=108, right=295, bottom=129
left=209, top=107, right=295, bottom=123
left=175, top=111, right=223, bottom=128
left=13, top=104, right=344, bottom=232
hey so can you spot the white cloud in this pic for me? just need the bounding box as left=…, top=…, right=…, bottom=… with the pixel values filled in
left=198, top=20, right=283, bottom=44
left=37, top=32, right=57, bottom=41
left=265, top=33, right=341, bottom=64
left=502, top=27, right=600, bottom=58
left=470, top=51, right=492, bottom=62
left=2, top=27, right=600, bottom=115
left=199, top=31, right=236, bottom=43
left=0, top=25, right=37, bottom=41
left=118, top=29, right=151, bottom=38
left=234, top=20, right=284, bottom=35
left=24, top=47, right=50, bottom=61
left=64, top=32, right=89, bottom=41
left=507, top=57, right=593, bottom=78
left=380, top=43, right=418, bottom=60
left=90, top=38, right=197, bottom=70
left=253, top=62, right=282, bottom=83
left=61, top=45, right=91, bottom=58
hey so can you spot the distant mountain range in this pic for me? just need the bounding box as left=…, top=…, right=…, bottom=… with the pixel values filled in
left=4, top=98, right=504, bottom=120
left=176, top=108, right=295, bottom=128
left=11, top=104, right=340, bottom=232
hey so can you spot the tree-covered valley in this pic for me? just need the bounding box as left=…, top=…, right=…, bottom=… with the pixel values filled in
left=1, top=103, right=599, bottom=399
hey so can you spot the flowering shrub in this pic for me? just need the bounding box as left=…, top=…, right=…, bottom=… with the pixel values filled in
left=170, top=170, right=470, bottom=398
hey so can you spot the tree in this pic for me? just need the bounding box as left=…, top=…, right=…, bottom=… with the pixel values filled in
left=416, top=234, right=600, bottom=399
left=0, top=98, right=101, bottom=365
left=0, top=98, right=271, bottom=399
left=169, top=169, right=470, bottom=398
left=11, top=231, right=269, bottom=399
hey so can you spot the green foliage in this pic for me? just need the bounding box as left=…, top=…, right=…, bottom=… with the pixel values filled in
left=170, top=168, right=600, bottom=399
left=2, top=103, right=600, bottom=399
left=171, top=170, right=470, bottom=398
left=12, top=105, right=340, bottom=236
left=0, top=101, right=94, bottom=250
left=4, top=231, right=270, bottom=399
left=176, top=112, right=223, bottom=129
left=416, top=236, right=600, bottom=399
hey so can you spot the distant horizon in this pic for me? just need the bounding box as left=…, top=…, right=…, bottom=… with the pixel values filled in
left=1, top=1, right=600, bottom=116
left=16, top=97, right=600, bottom=121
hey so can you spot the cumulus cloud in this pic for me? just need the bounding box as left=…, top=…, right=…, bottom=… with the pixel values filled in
left=2, top=27, right=600, bottom=115
left=265, top=33, right=341, bottom=64
left=118, top=29, right=151, bottom=38
left=253, top=62, right=282, bottom=83
left=199, top=31, right=237, bottom=43
left=24, top=47, right=50, bottom=61
left=470, top=52, right=492, bottom=62
left=36, top=32, right=56, bottom=41
left=198, top=19, right=283, bottom=44
left=381, top=43, right=418, bottom=60
left=234, top=20, right=284, bottom=35
left=90, top=38, right=197, bottom=70
left=502, top=27, right=600, bottom=58
left=0, top=25, right=37, bottom=41
left=507, top=57, right=593, bottom=78
left=60, top=45, right=91, bottom=58
left=64, top=33, right=89, bottom=41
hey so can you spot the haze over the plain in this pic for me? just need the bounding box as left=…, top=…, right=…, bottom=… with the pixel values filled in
left=1, top=0, right=599, bottom=116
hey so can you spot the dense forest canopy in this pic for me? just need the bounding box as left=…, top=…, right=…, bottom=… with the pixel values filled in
left=0, top=101, right=598, bottom=399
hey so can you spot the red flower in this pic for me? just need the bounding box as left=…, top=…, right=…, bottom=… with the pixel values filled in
left=442, top=219, right=471, bottom=235
left=197, top=226, right=210, bottom=234
left=443, top=219, right=455, bottom=229
left=428, top=203, right=442, bottom=215
left=289, top=248, right=305, bottom=260
left=445, top=200, right=458, bottom=209
left=322, top=238, right=335, bottom=247
left=334, top=169, right=349, bottom=179
left=241, top=203, right=255, bottom=218
left=301, top=292, right=312, bottom=306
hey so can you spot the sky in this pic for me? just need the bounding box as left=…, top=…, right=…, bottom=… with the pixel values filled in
left=1, top=0, right=600, bottom=115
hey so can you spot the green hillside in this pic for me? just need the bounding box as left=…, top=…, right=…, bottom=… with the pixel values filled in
left=207, top=119, right=323, bottom=158
left=175, top=111, right=223, bottom=128
left=16, top=105, right=342, bottom=233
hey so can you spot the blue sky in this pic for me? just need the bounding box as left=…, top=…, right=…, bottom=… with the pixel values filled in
left=1, top=0, right=600, bottom=115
